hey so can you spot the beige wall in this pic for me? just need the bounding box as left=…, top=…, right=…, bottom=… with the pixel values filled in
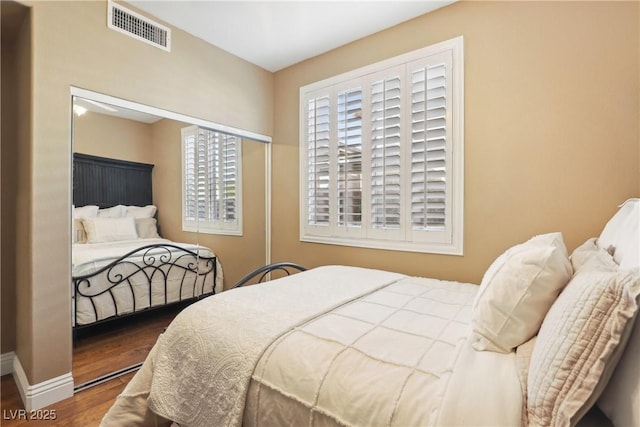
left=271, top=1, right=640, bottom=284
left=1, top=1, right=29, bottom=355
left=8, top=0, right=273, bottom=385
left=1, top=0, right=31, bottom=359
left=73, top=111, right=155, bottom=164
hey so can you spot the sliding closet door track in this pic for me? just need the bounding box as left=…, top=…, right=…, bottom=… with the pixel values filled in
left=73, top=362, right=143, bottom=393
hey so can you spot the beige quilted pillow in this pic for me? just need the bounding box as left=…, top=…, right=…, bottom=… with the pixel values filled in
left=73, top=218, right=87, bottom=243
left=472, top=232, right=572, bottom=353
left=527, top=252, right=640, bottom=427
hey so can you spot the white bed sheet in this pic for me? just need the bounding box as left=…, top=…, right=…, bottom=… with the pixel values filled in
left=72, top=238, right=223, bottom=326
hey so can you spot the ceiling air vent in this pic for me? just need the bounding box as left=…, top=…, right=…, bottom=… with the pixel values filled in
left=107, top=1, right=171, bottom=52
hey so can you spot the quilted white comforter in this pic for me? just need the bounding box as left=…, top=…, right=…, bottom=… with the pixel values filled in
left=101, top=265, right=522, bottom=427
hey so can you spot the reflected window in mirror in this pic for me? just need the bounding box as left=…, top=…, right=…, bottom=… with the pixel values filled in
left=182, top=125, right=243, bottom=236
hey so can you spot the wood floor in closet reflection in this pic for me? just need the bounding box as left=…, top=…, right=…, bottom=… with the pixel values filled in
left=73, top=305, right=182, bottom=385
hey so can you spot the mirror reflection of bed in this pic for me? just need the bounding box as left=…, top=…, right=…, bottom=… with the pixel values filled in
left=70, top=94, right=269, bottom=390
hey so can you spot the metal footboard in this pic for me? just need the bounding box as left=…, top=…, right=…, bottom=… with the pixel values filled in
left=73, top=243, right=217, bottom=330
left=232, top=262, right=307, bottom=289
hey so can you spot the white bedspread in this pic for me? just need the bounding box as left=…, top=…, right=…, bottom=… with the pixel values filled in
left=244, top=276, right=522, bottom=426
left=72, top=238, right=216, bottom=276
left=101, top=266, right=522, bottom=427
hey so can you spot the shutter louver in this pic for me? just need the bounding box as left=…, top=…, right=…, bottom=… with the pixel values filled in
left=184, top=132, right=198, bottom=221
left=411, top=62, right=447, bottom=230
left=337, top=88, right=363, bottom=228
left=371, top=76, right=402, bottom=230
left=307, top=96, right=331, bottom=226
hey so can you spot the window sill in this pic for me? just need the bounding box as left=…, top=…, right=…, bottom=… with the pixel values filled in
left=300, top=234, right=463, bottom=256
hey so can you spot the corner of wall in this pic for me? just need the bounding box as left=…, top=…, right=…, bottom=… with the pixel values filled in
left=12, top=355, right=73, bottom=411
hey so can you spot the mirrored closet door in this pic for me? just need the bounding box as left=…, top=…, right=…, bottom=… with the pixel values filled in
left=70, top=90, right=270, bottom=391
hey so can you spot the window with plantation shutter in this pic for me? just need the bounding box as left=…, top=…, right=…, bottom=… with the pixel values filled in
left=300, top=37, right=463, bottom=255
left=182, top=125, right=243, bottom=235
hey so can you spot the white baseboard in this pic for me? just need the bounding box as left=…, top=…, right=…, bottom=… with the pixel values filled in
left=12, top=356, right=74, bottom=411
left=1, top=351, right=15, bottom=376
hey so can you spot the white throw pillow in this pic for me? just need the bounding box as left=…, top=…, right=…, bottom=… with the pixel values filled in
left=126, top=205, right=157, bottom=219
left=597, top=198, right=639, bottom=257
left=471, top=232, right=572, bottom=353
left=597, top=202, right=640, bottom=427
left=570, top=238, right=616, bottom=273
left=82, top=217, right=138, bottom=243
left=97, top=205, right=127, bottom=218
left=616, top=214, right=639, bottom=268
left=135, top=218, right=161, bottom=239
left=73, top=205, right=99, bottom=218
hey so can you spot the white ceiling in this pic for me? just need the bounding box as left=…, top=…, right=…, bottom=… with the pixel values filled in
left=128, top=1, right=455, bottom=72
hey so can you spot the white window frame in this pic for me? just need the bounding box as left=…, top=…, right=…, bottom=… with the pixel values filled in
left=182, top=125, right=243, bottom=236
left=299, top=36, right=464, bottom=255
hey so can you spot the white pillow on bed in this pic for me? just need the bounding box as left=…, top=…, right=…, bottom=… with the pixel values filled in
left=617, top=215, right=639, bottom=269
left=594, top=200, right=640, bottom=427
left=597, top=198, right=639, bottom=259
left=126, top=205, right=157, bottom=219
left=73, top=205, right=99, bottom=218
left=471, top=232, right=572, bottom=353
left=82, top=217, right=138, bottom=243
left=135, top=218, right=161, bottom=239
left=97, top=205, right=127, bottom=218
left=527, top=251, right=640, bottom=427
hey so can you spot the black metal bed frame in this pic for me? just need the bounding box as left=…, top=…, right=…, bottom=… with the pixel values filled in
left=73, top=243, right=217, bottom=331
left=232, top=262, right=307, bottom=288
left=72, top=153, right=221, bottom=334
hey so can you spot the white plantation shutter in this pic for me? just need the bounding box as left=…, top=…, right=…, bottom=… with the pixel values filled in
left=221, top=134, right=238, bottom=222
left=337, top=88, right=363, bottom=228
left=370, top=75, right=402, bottom=231
left=411, top=61, right=448, bottom=230
left=183, top=130, right=198, bottom=221
left=306, top=96, right=331, bottom=227
left=182, top=125, right=243, bottom=235
left=205, top=131, right=239, bottom=223
left=197, top=130, right=209, bottom=220
left=300, top=37, right=463, bottom=254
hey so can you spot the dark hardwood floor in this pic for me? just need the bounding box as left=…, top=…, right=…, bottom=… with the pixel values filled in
left=1, top=306, right=182, bottom=426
